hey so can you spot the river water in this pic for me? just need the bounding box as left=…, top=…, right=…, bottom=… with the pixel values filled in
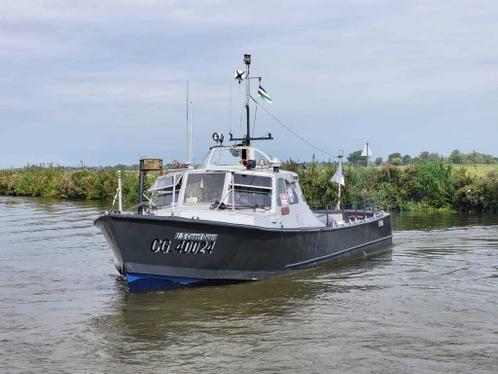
left=1, top=196, right=497, bottom=373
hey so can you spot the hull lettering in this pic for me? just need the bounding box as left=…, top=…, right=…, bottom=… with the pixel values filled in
left=151, top=232, right=218, bottom=255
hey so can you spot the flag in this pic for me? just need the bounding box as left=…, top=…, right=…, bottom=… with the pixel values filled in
left=258, top=85, right=272, bottom=103
left=331, top=161, right=345, bottom=186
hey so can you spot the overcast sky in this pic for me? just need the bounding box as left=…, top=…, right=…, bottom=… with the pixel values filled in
left=1, top=0, right=497, bottom=168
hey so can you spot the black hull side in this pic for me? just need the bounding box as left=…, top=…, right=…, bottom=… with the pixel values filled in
left=95, top=213, right=392, bottom=282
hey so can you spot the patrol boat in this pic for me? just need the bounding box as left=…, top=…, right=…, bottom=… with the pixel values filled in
left=94, top=54, right=392, bottom=292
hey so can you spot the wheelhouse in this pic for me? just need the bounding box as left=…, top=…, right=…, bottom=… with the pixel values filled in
left=144, top=145, right=323, bottom=228
left=149, top=169, right=277, bottom=211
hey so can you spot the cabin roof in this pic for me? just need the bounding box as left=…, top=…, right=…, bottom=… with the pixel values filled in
left=198, top=145, right=281, bottom=171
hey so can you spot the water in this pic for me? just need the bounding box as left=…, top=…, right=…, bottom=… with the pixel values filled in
left=1, top=197, right=497, bottom=373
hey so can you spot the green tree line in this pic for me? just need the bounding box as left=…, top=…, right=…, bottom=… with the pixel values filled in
left=1, top=161, right=497, bottom=213
left=284, top=160, right=498, bottom=213
left=0, top=166, right=153, bottom=204
left=348, top=149, right=498, bottom=166
left=347, top=149, right=498, bottom=166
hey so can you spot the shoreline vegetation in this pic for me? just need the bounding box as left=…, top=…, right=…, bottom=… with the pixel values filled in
left=1, top=150, right=497, bottom=213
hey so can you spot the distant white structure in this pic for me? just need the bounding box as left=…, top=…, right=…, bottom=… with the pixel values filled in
left=361, top=142, right=373, bottom=166
left=331, top=149, right=345, bottom=210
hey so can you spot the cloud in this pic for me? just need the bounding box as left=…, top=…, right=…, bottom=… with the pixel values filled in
left=44, top=68, right=186, bottom=106
left=0, top=0, right=497, bottom=167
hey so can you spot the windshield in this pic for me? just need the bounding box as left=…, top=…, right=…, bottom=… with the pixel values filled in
left=228, top=173, right=272, bottom=209
left=209, top=148, right=242, bottom=166
left=276, top=178, right=299, bottom=206
left=184, top=172, right=226, bottom=204
left=150, top=175, right=183, bottom=207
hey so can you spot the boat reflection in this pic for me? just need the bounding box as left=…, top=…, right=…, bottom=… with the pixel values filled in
left=90, top=249, right=393, bottom=363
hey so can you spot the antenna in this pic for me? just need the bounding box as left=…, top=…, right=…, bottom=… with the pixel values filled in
left=189, top=100, right=193, bottom=167
left=186, top=80, right=193, bottom=166
left=228, top=82, right=232, bottom=133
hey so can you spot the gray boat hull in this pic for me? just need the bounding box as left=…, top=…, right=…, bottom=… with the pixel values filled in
left=95, top=212, right=392, bottom=291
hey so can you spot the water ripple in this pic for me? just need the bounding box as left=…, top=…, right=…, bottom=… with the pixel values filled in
left=1, top=198, right=498, bottom=373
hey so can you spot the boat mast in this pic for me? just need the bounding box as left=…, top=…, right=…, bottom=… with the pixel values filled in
left=244, top=54, right=251, bottom=146
left=229, top=54, right=273, bottom=145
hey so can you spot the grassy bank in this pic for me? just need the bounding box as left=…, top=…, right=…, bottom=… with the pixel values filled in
left=0, top=167, right=156, bottom=205
left=285, top=161, right=498, bottom=213
left=1, top=162, right=497, bottom=213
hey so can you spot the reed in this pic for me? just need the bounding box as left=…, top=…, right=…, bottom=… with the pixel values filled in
left=284, top=161, right=498, bottom=213
left=1, top=162, right=497, bottom=212
left=0, top=166, right=155, bottom=204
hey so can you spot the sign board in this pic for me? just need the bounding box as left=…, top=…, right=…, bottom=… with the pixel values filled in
left=140, top=158, right=163, bottom=171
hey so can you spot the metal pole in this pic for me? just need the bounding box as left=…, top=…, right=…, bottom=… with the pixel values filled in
left=367, top=142, right=370, bottom=167
left=336, top=153, right=343, bottom=210
left=244, top=54, right=251, bottom=145
left=337, top=182, right=341, bottom=210
left=186, top=80, right=188, bottom=162
left=190, top=101, right=193, bottom=166
left=231, top=172, right=235, bottom=213
left=138, top=163, right=145, bottom=215
left=117, top=170, right=122, bottom=213
left=229, top=83, right=232, bottom=133
left=172, top=174, right=176, bottom=216
left=245, top=104, right=250, bottom=145
left=186, top=81, right=193, bottom=166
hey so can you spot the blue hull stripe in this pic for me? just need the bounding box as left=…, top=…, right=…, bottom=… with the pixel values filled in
left=126, top=273, right=203, bottom=292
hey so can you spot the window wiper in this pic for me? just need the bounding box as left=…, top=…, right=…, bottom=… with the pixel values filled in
left=226, top=203, right=266, bottom=210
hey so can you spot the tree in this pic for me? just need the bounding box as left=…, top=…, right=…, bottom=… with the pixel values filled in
left=428, top=152, right=442, bottom=161
left=418, top=151, right=441, bottom=162
left=418, top=151, right=430, bottom=162
left=449, top=149, right=463, bottom=164
left=347, top=150, right=364, bottom=165
left=374, top=157, right=383, bottom=166
left=388, top=152, right=402, bottom=162
left=402, top=154, right=412, bottom=165
left=462, top=150, right=497, bottom=164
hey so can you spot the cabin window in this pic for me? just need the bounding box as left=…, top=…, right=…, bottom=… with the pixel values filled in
left=254, top=150, right=269, bottom=167
left=286, top=180, right=299, bottom=204
left=228, top=173, right=272, bottom=209
left=276, top=178, right=299, bottom=206
left=149, top=175, right=183, bottom=207
left=209, top=148, right=243, bottom=166
left=184, top=173, right=225, bottom=204
left=276, top=178, right=286, bottom=207
left=233, top=174, right=272, bottom=187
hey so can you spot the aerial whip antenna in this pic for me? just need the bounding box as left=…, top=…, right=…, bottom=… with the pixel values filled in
left=186, top=80, right=193, bottom=167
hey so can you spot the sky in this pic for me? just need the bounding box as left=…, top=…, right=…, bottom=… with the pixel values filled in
left=0, top=0, right=497, bottom=168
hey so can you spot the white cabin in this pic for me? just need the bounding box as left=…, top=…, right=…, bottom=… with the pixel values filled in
left=145, top=145, right=325, bottom=228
